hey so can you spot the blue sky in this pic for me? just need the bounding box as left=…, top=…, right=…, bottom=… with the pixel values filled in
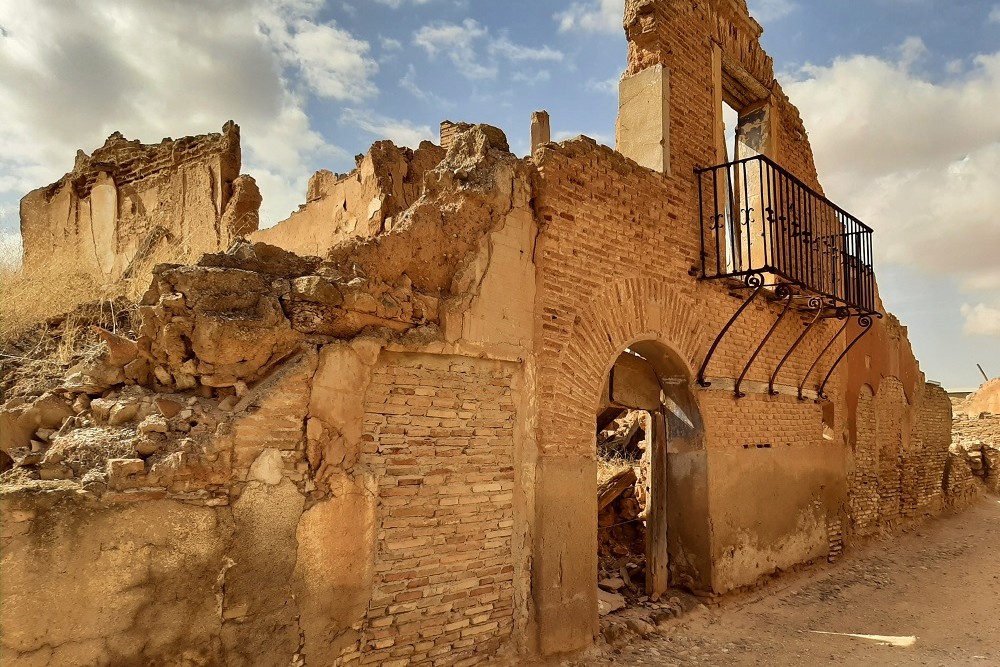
left=0, top=0, right=997, bottom=389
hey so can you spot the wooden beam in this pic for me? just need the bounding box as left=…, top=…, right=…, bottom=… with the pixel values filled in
left=596, top=406, right=626, bottom=434
left=597, top=468, right=637, bottom=513
left=646, top=410, right=669, bottom=596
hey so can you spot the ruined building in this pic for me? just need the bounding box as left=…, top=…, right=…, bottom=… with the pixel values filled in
left=1, top=1, right=982, bottom=665
left=19, top=121, right=261, bottom=279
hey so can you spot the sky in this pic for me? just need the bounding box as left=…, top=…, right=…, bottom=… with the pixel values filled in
left=0, top=0, right=997, bottom=389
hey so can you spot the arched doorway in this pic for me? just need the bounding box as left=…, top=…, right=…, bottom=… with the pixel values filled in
left=531, top=278, right=711, bottom=656
left=595, top=339, right=706, bottom=611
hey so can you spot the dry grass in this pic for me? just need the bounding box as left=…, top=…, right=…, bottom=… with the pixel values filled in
left=597, top=451, right=636, bottom=486
left=0, top=235, right=199, bottom=351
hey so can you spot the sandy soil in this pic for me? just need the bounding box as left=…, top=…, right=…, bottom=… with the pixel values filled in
left=575, top=495, right=1000, bottom=667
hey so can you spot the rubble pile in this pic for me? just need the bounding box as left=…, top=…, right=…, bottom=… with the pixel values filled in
left=598, top=470, right=647, bottom=600
left=0, top=123, right=525, bottom=506
left=952, top=410, right=1000, bottom=493
left=596, top=411, right=650, bottom=608
left=0, top=238, right=443, bottom=494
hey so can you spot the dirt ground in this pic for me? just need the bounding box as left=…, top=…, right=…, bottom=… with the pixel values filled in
left=573, top=495, right=1000, bottom=667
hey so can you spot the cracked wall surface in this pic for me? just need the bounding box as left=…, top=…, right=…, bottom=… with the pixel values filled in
left=0, top=1, right=968, bottom=664
left=2, top=124, right=535, bottom=667
left=252, top=141, right=445, bottom=257
left=19, top=121, right=259, bottom=282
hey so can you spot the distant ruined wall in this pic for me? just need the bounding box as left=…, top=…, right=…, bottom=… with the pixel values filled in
left=19, top=122, right=260, bottom=280
left=844, top=303, right=957, bottom=542
left=253, top=141, right=445, bottom=257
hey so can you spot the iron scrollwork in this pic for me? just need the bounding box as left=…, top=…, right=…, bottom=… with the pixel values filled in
left=696, top=271, right=766, bottom=387
left=817, top=314, right=878, bottom=400
left=734, top=284, right=794, bottom=399
left=768, top=296, right=824, bottom=395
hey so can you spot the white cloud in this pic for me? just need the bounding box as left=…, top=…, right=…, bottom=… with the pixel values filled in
left=0, top=0, right=378, bottom=227
left=340, top=109, right=435, bottom=148
left=414, top=19, right=496, bottom=79
left=373, top=0, right=435, bottom=7
left=555, top=0, right=620, bottom=33
left=261, top=11, right=378, bottom=101
left=894, top=35, right=928, bottom=70
left=748, top=0, right=797, bottom=23
left=400, top=64, right=454, bottom=109
left=962, top=303, right=1000, bottom=336
left=511, top=70, right=551, bottom=85
left=488, top=36, right=564, bottom=63
left=413, top=20, right=564, bottom=81
left=990, top=5, right=1000, bottom=23
left=783, top=43, right=1000, bottom=293
left=380, top=36, right=403, bottom=51
left=586, top=74, right=620, bottom=95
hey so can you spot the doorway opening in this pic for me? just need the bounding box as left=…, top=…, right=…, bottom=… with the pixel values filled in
left=594, top=340, right=704, bottom=613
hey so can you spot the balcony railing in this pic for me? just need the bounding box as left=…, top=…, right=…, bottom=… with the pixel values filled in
left=696, top=154, right=876, bottom=314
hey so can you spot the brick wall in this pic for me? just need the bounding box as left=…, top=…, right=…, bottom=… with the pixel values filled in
left=356, top=353, right=517, bottom=666
left=874, top=377, right=907, bottom=526
left=848, top=380, right=953, bottom=539
left=65, top=124, right=240, bottom=200
left=20, top=122, right=244, bottom=279
left=532, top=139, right=846, bottom=463
left=906, top=384, right=951, bottom=516
left=849, top=385, right=879, bottom=536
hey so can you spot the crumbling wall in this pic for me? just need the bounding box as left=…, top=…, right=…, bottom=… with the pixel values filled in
left=253, top=141, right=445, bottom=257
left=1, top=124, right=534, bottom=667
left=957, top=378, right=1000, bottom=417
left=906, top=384, right=952, bottom=516
left=847, top=378, right=958, bottom=540
left=874, top=377, right=908, bottom=527
left=19, top=122, right=260, bottom=280
left=843, top=297, right=958, bottom=541
left=849, top=385, right=879, bottom=536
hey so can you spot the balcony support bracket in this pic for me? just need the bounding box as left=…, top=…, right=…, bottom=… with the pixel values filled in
left=799, top=309, right=850, bottom=401
left=769, top=297, right=824, bottom=395
left=817, top=314, right=878, bottom=400
left=697, top=273, right=766, bottom=388
left=735, top=284, right=794, bottom=399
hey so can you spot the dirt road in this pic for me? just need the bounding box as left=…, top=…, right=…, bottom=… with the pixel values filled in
left=577, top=496, right=1000, bottom=667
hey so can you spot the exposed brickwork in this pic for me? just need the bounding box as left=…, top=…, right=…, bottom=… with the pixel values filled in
left=849, top=381, right=954, bottom=539
left=20, top=121, right=251, bottom=279
left=944, top=451, right=981, bottom=507
left=701, top=391, right=825, bottom=449
left=356, top=354, right=517, bottom=666
left=62, top=126, right=239, bottom=199
left=874, top=377, right=907, bottom=527
left=531, top=141, right=846, bottom=461
left=849, top=385, right=879, bottom=535
left=905, top=385, right=952, bottom=516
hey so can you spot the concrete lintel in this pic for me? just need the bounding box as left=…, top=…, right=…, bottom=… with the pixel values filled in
left=616, top=65, right=671, bottom=175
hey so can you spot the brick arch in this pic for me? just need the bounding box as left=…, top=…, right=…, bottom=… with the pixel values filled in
left=542, top=277, right=709, bottom=457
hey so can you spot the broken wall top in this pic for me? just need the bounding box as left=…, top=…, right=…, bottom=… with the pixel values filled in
left=252, top=139, right=445, bottom=257
left=33, top=121, right=241, bottom=204
left=624, top=0, right=773, bottom=84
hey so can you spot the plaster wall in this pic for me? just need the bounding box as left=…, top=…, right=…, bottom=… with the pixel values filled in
left=19, top=123, right=256, bottom=281
left=252, top=141, right=445, bottom=257
left=1, top=335, right=531, bottom=666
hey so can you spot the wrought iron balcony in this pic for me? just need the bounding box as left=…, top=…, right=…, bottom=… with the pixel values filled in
left=696, top=154, right=876, bottom=315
